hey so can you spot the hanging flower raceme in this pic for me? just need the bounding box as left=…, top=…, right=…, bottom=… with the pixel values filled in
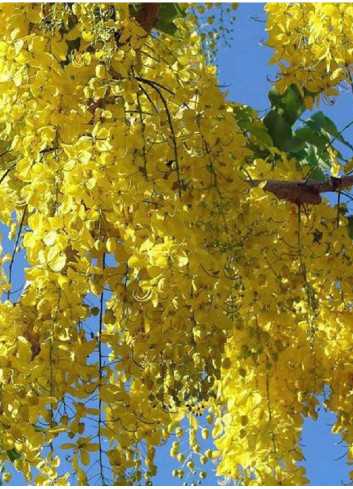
left=0, top=2, right=352, bottom=486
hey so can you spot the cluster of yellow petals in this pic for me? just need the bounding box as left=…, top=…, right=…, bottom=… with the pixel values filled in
left=266, top=3, right=353, bottom=105
left=0, top=3, right=247, bottom=485
left=0, top=2, right=352, bottom=486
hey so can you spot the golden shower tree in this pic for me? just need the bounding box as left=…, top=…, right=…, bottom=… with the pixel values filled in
left=1, top=2, right=353, bottom=486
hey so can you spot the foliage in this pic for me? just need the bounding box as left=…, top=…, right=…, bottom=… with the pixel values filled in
left=0, top=2, right=352, bottom=487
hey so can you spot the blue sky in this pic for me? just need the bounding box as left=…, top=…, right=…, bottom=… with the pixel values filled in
left=6, top=3, right=353, bottom=486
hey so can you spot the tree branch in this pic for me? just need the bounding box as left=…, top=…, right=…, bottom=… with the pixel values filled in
left=135, top=3, right=160, bottom=35
left=248, top=176, right=353, bottom=205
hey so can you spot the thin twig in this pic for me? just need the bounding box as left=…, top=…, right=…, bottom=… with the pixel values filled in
left=98, top=252, right=106, bottom=485
left=7, top=206, right=27, bottom=300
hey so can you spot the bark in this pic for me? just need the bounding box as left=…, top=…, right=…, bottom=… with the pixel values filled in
left=248, top=176, right=353, bottom=205
left=135, top=3, right=160, bottom=34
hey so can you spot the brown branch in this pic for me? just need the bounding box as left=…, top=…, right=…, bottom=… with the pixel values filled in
left=135, top=3, right=160, bottom=35
left=249, top=176, right=353, bottom=205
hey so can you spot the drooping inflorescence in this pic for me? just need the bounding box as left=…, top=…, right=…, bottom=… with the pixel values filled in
left=0, top=2, right=353, bottom=486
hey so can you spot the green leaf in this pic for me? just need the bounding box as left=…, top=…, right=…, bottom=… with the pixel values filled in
left=281, top=137, right=306, bottom=153
left=249, top=126, right=273, bottom=148
left=158, top=3, right=186, bottom=23
left=155, top=3, right=186, bottom=37
left=322, top=115, right=353, bottom=151
left=304, top=112, right=344, bottom=145
left=263, top=110, right=292, bottom=150
left=174, top=4, right=186, bottom=18
left=323, top=115, right=339, bottom=137
left=296, top=145, right=329, bottom=181
left=7, top=448, right=21, bottom=462
left=305, top=112, right=338, bottom=139
left=233, top=104, right=258, bottom=131
left=306, top=111, right=326, bottom=129
left=155, top=19, right=182, bottom=38
left=295, top=126, right=329, bottom=151
left=268, top=84, right=306, bottom=126
left=296, top=111, right=346, bottom=159
left=33, top=424, right=45, bottom=432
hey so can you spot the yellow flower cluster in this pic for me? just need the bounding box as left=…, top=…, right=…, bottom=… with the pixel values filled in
left=0, top=3, right=248, bottom=485
left=266, top=3, right=353, bottom=105
left=0, top=2, right=352, bottom=486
